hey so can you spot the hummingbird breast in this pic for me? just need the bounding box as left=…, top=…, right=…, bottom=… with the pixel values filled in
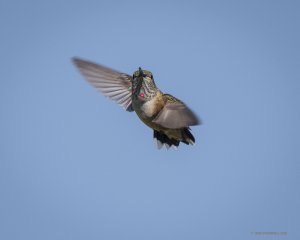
left=132, top=91, right=165, bottom=128
left=140, top=97, right=161, bottom=117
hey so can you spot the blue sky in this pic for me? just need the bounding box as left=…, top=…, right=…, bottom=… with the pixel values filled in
left=0, top=1, right=299, bottom=239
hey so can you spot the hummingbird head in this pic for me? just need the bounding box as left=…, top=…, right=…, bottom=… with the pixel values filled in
left=132, top=67, right=157, bottom=100
left=133, top=67, right=153, bottom=79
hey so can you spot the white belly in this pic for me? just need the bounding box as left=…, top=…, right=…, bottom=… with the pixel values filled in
left=140, top=98, right=157, bottom=117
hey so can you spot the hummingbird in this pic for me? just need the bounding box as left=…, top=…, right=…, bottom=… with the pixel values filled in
left=72, top=57, right=200, bottom=149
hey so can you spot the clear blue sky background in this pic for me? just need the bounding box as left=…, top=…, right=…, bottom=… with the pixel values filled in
left=1, top=1, right=299, bottom=239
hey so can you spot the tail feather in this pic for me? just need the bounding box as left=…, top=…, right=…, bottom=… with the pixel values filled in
left=153, top=128, right=195, bottom=149
left=153, top=130, right=180, bottom=149
left=182, top=128, right=195, bottom=145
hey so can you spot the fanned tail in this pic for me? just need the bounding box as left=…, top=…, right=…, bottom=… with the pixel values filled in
left=153, top=128, right=195, bottom=150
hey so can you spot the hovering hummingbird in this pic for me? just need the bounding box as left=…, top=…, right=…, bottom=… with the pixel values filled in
left=72, top=57, right=201, bottom=149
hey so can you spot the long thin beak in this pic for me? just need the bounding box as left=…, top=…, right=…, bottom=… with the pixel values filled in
left=139, top=67, right=143, bottom=77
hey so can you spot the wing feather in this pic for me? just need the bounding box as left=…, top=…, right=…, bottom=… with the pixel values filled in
left=153, top=96, right=200, bottom=128
left=72, top=57, right=133, bottom=111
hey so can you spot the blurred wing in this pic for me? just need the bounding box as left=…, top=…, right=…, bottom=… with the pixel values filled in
left=153, top=102, right=200, bottom=129
left=72, top=57, right=133, bottom=111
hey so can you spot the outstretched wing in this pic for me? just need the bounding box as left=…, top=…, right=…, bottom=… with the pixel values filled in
left=153, top=94, right=200, bottom=129
left=72, top=57, right=133, bottom=111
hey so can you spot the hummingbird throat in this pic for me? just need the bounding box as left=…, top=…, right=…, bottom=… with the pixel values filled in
left=133, top=75, right=156, bottom=99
